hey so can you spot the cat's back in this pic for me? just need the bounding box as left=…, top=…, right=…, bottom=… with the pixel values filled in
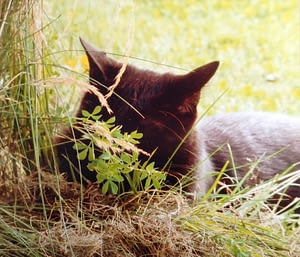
left=197, top=112, right=300, bottom=179
left=198, top=112, right=300, bottom=138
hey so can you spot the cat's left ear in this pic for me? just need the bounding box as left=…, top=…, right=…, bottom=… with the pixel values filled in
left=175, top=61, right=219, bottom=94
left=158, top=61, right=219, bottom=106
left=157, top=61, right=219, bottom=109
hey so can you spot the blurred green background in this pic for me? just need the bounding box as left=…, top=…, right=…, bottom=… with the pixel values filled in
left=45, top=0, right=299, bottom=115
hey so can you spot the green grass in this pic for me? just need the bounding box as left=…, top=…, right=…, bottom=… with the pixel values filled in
left=45, top=0, right=299, bottom=114
left=1, top=0, right=300, bottom=256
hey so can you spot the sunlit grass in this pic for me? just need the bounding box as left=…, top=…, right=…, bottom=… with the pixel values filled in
left=1, top=0, right=300, bottom=256
left=45, top=0, right=299, bottom=115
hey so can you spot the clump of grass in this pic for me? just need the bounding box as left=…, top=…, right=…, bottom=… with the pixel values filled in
left=183, top=171, right=300, bottom=257
left=1, top=1, right=300, bottom=257
left=0, top=0, right=53, bottom=180
left=0, top=1, right=58, bottom=254
left=1, top=170, right=300, bottom=257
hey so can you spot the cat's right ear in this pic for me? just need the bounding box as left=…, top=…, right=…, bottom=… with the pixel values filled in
left=79, top=37, right=121, bottom=86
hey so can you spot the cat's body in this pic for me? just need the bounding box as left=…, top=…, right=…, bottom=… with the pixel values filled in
left=57, top=38, right=300, bottom=209
left=197, top=113, right=300, bottom=195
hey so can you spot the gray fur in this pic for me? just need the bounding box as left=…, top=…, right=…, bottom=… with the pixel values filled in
left=195, top=112, right=300, bottom=198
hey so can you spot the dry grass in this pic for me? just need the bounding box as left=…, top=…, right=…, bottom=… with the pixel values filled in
left=1, top=171, right=300, bottom=257
left=0, top=172, right=226, bottom=257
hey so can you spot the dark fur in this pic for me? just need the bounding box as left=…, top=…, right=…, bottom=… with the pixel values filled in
left=57, top=38, right=300, bottom=208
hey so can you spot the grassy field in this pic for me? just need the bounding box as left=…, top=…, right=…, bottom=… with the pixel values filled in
left=1, top=0, right=300, bottom=256
left=45, top=0, right=300, bottom=114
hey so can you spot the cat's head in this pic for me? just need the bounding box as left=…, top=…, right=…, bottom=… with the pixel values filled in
left=79, top=38, right=219, bottom=166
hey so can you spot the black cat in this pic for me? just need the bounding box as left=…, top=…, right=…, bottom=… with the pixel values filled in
left=57, top=38, right=300, bottom=208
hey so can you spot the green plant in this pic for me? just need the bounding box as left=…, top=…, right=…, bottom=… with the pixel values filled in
left=73, top=105, right=166, bottom=194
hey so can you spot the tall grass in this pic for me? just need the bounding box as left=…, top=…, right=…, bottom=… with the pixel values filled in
left=0, top=1, right=59, bottom=255
left=1, top=1, right=300, bottom=256
left=0, top=0, right=54, bottom=180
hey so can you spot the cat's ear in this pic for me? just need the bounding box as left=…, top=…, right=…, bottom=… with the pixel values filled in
left=175, top=61, right=219, bottom=95
left=79, top=37, right=121, bottom=86
left=161, top=61, right=219, bottom=109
